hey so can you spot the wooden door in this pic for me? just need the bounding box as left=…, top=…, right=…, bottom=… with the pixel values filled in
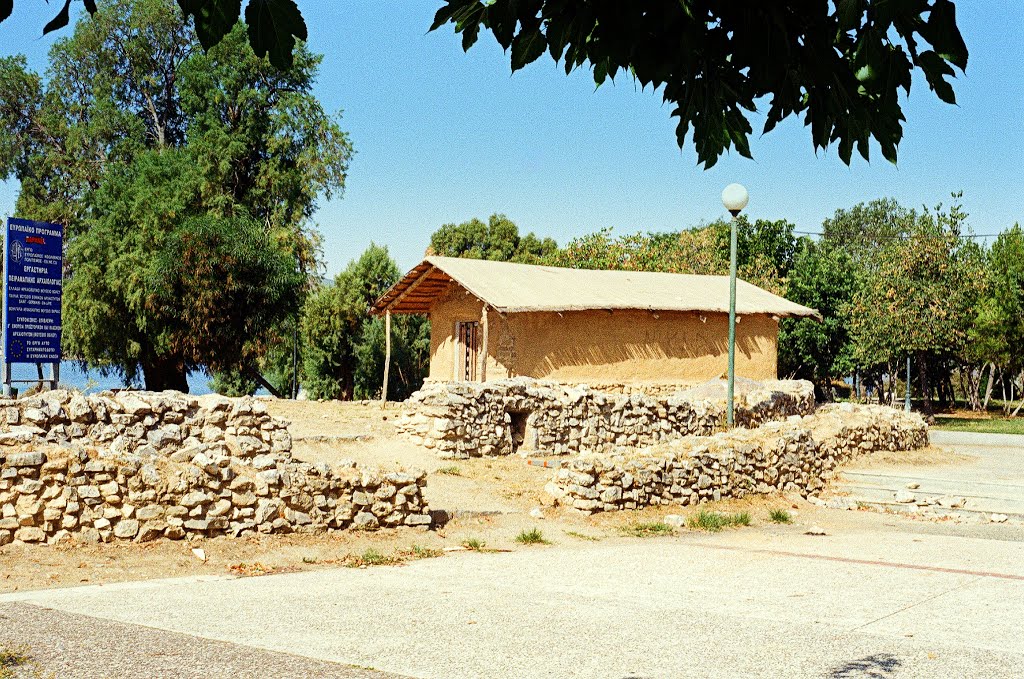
left=457, top=321, right=479, bottom=381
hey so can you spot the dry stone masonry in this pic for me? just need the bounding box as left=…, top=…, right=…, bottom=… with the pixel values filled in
left=398, top=377, right=815, bottom=458
left=0, top=390, right=430, bottom=546
left=545, top=403, right=929, bottom=514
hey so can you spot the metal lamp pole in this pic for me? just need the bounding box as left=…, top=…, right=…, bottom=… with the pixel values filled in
left=721, top=184, right=749, bottom=428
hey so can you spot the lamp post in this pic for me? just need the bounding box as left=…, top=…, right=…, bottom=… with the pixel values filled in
left=721, top=183, right=749, bottom=428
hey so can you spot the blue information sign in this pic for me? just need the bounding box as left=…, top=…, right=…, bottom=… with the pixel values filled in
left=3, top=218, right=63, bottom=363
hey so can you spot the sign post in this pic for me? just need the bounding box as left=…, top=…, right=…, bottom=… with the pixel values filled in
left=2, top=218, right=63, bottom=397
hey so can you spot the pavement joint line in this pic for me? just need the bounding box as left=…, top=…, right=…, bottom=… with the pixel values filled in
left=841, top=472, right=1024, bottom=490
left=690, top=542, right=1024, bottom=581
left=848, top=575, right=985, bottom=632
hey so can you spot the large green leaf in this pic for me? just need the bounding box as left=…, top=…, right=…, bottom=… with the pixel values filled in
left=245, top=0, right=307, bottom=69
left=178, top=0, right=242, bottom=51
left=42, top=0, right=72, bottom=34
left=431, top=0, right=969, bottom=169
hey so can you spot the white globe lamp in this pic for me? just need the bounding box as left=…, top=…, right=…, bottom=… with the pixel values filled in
left=721, top=183, right=749, bottom=215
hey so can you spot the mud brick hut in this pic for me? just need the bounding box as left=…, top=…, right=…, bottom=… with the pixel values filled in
left=370, top=257, right=819, bottom=393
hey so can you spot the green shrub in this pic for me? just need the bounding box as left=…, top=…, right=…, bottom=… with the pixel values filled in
left=514, top=528, right=551, bottom=545
left=687, top=510, right=751, bottom=532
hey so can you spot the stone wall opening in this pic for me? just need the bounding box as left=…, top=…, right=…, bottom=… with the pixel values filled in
left=507, top=410, right=531, bottom=453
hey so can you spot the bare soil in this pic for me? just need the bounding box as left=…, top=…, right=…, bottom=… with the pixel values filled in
left=846, top=444, right=975, bottom=468
left=0, top=400, right=968, bottom=594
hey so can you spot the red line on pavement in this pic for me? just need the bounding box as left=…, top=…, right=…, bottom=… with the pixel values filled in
left=694, top=542, right=1024, bottom=581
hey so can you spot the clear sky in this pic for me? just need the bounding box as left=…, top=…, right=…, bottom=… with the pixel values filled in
left=1, top=1, right=1022, bottom=276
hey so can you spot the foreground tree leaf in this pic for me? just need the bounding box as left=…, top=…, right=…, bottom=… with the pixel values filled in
left=431, top=0, right=969, bottom=168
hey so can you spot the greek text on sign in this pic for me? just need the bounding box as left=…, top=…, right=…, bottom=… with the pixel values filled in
left=4, top=218, right=63, bottom=363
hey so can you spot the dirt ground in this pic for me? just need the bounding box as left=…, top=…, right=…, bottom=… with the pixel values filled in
left=0, top=400, right=980, bottom=594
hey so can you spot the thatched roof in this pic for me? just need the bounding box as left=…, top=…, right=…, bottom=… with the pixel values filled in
left=370, top=256, right=820, bottom=319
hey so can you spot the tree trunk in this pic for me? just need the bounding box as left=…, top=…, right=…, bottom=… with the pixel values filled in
left=244, top=366, right=284, bottom=399
left=999, top=367, right=1008, bottom=415
left=1012, top=371, right=1024, bottom=417
left=983, top=363, right=996, bottom=411
left=141, top=354, right=189, bottom=393
left=963, top=365, right=981, bottom=411
left=886, top=361, right=895, bottom=406
left=916, top=351, right=932, bottom=415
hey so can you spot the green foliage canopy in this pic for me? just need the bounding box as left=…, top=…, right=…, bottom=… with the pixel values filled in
left=301, top=244, right=429, bottom=401
left=0, top=0, right=307, bottom=70
left=432, top=0, right=968, bottom=168
left=429, top=214, right=557, bottom=264
left=0, top=0, right=352, bottom=391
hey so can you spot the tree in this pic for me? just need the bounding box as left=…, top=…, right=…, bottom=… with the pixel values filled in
left=778, top=239, right=858, bottom=398
left=821, top=198, right=917, bottom=268
left=61, top=150, right=304, bottom=391
left=432, top=1, right=968, bottom=168
left=0, top=0, right=351, bottom=390
left=969, top=225, right=1024, bottom=414
left=846, top=200, right=981, bottom=414
left=0, top=0, right=308, bottom=69
left=429, top=214, right=557, bottom=263
left=301, top=244, right=428, bottom=401
left=353, top=314, right=430, bottom=401
left=548, top=218, right=797, bottom=294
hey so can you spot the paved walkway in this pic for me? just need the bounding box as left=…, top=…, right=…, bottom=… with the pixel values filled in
left=4, top=522, right=1024, bottom=678
left=838, top=430, right=1024, bottom=518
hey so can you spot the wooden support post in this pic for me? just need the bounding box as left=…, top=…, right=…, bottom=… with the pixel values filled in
left=382, top=310, right=392, bottom=403
left=479, top=305, right=488, bottom=382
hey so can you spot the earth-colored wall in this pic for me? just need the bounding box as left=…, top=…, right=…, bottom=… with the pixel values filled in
left=427, top=282, right=779, bottom=384
left=428, top=286, right=511, bottom=381
left=501, top=308, right=777, bottom=383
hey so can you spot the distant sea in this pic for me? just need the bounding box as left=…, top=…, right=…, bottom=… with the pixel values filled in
left=7, top=361, right=214, bottom=395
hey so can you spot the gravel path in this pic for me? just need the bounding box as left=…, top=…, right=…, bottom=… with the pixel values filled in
left=0, top=602, right=406, bottom=679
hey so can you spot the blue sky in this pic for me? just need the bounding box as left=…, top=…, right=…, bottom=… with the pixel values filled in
left=1, top=1, right=1022, bottom=276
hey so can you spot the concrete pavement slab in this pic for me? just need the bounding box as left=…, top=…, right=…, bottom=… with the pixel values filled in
left=838, top=431, right=1024, bottom=517
left=5, top=532, right=1024, bottom=678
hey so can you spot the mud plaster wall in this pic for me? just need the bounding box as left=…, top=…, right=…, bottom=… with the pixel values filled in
left=428, top=281, right=779, bottom=384
left=428, top=285, right=511, bottom=381
left=501, top=309, right=778, bottom=383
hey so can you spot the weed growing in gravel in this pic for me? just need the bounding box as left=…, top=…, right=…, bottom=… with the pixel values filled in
left=343, top=548, right=404, bottom=568
left=462, top=537, right=487, bottom=551
left=436, top=465, right=462, bottom=476
left=564, top=531, right=601, bottom=541
left=301, top=556, right=318, bottom=564
left=687, top=510, right=751, bottom=532
left=0, top=645, right=30, bottom=679
left=403, top=545, right=443, bottom=560
left=768, top=508, right=793, bottom=524
left=515, top=528, right=551, bottom=545
left=619, top=521, right=675, bottom=538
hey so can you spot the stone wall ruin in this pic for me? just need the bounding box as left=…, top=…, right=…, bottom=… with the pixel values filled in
left=398, top=377, right=816, bottom=458
left=546, top=404, right=929, bottom=513
left=0, top=390, right=430, bottom=546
